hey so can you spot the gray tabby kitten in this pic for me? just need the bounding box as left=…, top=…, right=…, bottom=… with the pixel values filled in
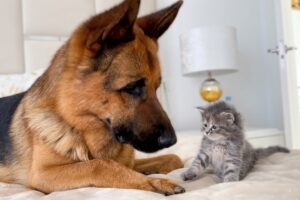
left=181, top=101, right=289, bottom=182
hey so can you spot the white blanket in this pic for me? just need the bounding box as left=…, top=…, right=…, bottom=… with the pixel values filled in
left=0, top=133, right=299, bottom=200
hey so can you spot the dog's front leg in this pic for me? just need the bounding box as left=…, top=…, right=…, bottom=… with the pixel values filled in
left=134, top=154, right=184, bottom=175
left=28, top=158, right=185, bottom=195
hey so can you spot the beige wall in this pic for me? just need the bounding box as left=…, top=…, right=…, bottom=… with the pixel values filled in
left=292, top=10, right=300, bottom=87
left=0, top=0, right=24, bottom=74
left=0, top=0, right=156, bottom=74
left=157, top=0, right=284, bottom=131
left=291, top=10, right=300, bottom=110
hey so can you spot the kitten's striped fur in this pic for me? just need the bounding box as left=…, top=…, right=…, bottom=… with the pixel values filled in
left=181, top=101, right=289, bottom=182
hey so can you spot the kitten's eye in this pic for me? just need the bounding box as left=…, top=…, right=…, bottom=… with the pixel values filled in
left=204, top=123, right=208, bottom=128
left=212, top=125, right=217, bottom=130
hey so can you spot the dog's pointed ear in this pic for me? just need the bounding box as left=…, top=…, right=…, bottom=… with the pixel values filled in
left=137, top=0, right=183, bottom=39
left=84, top=0, right=140, bottom=53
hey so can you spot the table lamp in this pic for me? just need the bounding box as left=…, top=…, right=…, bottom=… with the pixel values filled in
left=180, top=26, right=239, bottom=102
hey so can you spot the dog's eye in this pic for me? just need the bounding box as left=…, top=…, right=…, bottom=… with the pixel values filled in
left=122, top=85, right=143, bottom=96
left=121, top=79, right=145, bottom=97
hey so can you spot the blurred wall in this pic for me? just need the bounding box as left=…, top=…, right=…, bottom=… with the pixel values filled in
left=291, top=10, right=300, bottom=108
left=292, top=10, right=300, bottom=87
left=157, top=0, right=284, bottom=131
left=0, top=0, right=24, bottom=74
left=0, top=0, right=155, bottom=73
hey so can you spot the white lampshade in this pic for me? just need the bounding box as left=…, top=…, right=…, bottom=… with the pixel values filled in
left=180, top=26, right=239, bottom=75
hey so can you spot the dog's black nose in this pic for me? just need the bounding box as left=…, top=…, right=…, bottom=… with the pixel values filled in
left=158, top=133, right=177, bottom=148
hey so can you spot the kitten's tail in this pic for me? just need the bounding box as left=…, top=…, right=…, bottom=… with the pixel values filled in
left=255, top=146, right=290, bottom=159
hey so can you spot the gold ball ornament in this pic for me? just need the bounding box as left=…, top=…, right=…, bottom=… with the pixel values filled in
left=200, top=78, right=223, bottom=102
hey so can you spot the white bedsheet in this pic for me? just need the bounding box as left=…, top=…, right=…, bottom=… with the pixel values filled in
left=1, top=133, right=299, bottom=200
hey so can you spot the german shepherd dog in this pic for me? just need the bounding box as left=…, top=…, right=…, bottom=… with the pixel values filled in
left=0, top=0, right=185, bottom=196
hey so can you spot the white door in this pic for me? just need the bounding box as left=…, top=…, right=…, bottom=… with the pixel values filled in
left=270, top=0, right=300, bottom=149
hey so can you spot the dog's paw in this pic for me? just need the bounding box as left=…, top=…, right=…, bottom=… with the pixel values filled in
left=161, top=154, right=184, bottom=173
left=143, top=178, right=185, bottom=196
left=148, top=154, right=184, bottom=174
left=181, top=168, right=200, bottom=181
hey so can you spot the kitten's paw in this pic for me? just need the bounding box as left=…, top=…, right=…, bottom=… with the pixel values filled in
left=222, top=175, right=239, bottom=182
left=181, top=168, right=200, bottom=181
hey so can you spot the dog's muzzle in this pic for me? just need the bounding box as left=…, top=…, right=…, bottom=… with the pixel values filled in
left=157, top=131, right=177, bottom=148
left=112, top=125, right=177, bottom=153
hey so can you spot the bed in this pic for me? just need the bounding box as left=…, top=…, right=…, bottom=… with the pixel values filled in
left=1, top=74, right=300, bottom=200
left=0, top=132, right=299, bottom=200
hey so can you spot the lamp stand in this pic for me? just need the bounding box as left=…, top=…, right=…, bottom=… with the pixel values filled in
left=200, top=72, right=223, bottom=102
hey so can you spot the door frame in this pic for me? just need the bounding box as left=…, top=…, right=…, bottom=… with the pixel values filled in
left=275, top=0, right=300, bottom=148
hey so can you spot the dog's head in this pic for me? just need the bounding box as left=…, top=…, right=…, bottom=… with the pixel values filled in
left=56, top=0, right=182, bottom=153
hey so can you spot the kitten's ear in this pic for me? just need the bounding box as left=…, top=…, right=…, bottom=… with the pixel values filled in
left=196, top=107, right=205, bottom=114
left=220, top=112, right=235, bottom=124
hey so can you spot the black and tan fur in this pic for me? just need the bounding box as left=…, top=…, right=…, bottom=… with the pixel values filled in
left=0, top=0, right=185, bottom=195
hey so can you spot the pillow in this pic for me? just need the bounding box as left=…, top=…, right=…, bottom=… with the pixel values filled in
left=0, top=68, right=45, bottom=98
